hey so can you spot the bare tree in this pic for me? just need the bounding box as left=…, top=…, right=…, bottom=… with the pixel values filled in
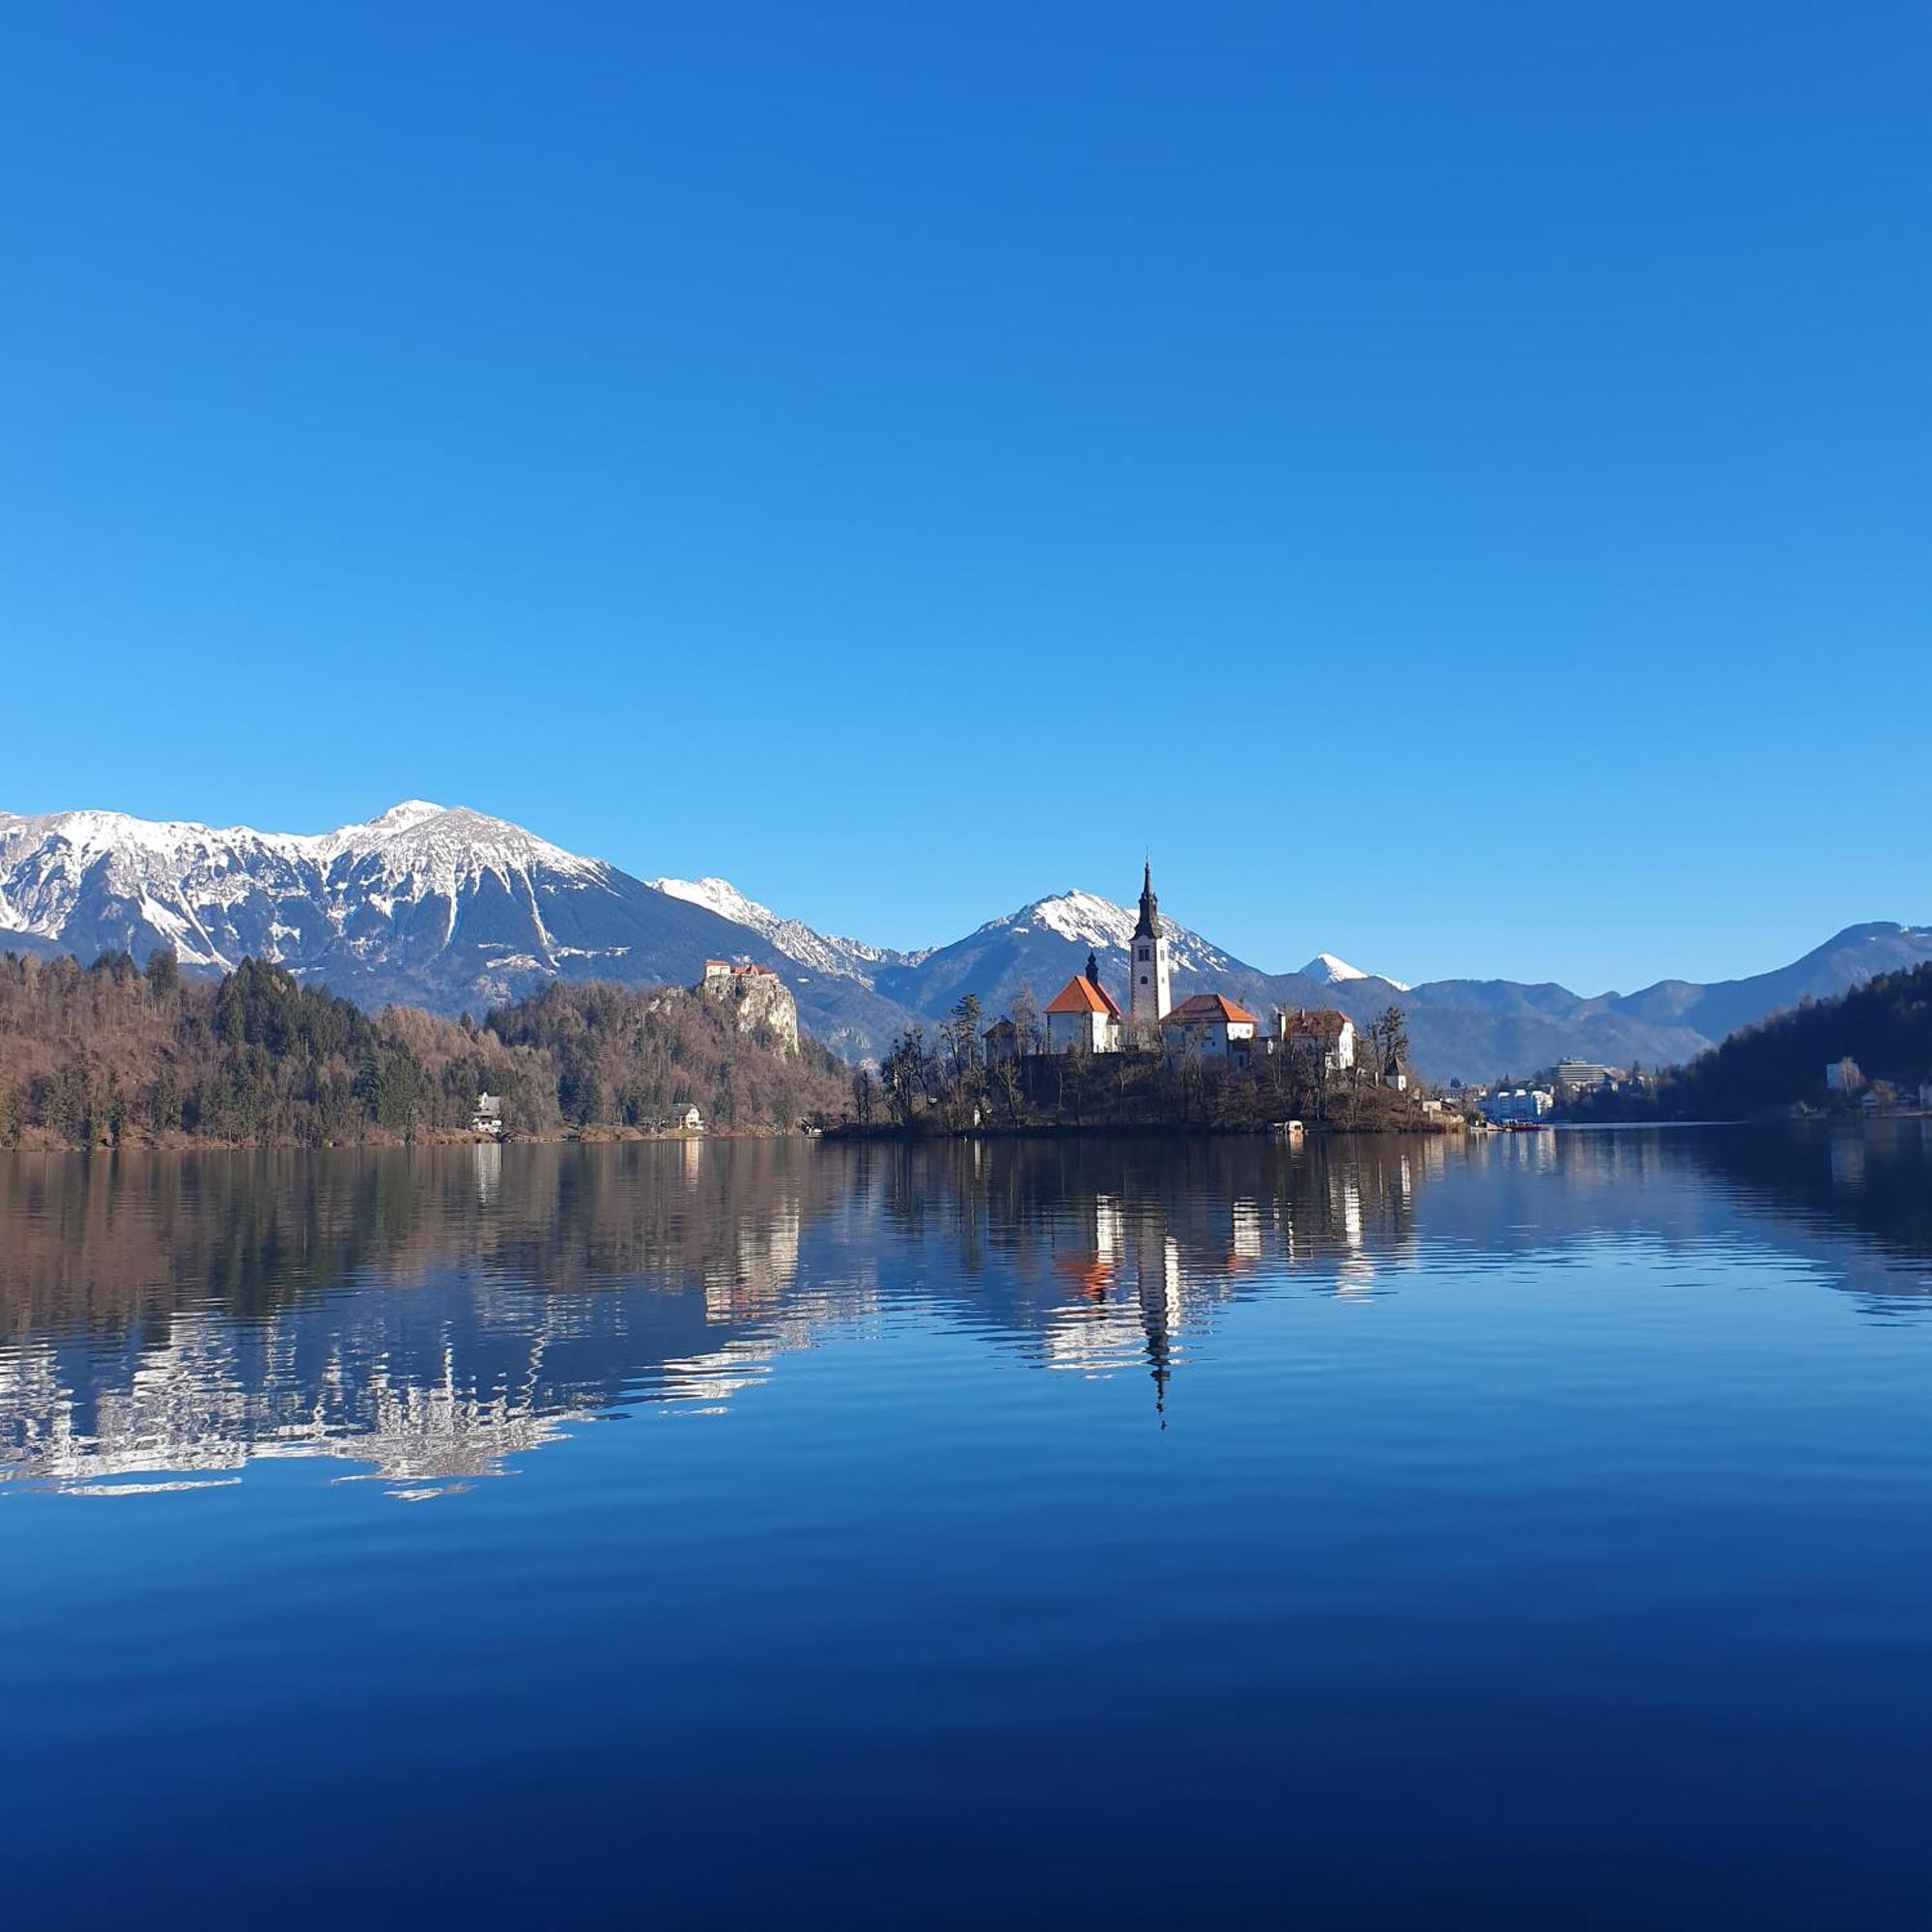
left=1009, top=981, right=1041, bottom=1055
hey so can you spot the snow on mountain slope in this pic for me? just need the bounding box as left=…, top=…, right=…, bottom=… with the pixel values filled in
left=650, top=875, right=916, bottom=983
left=8, top=800, right=1924, bottom=1083
left=0, top=802, right=926, bottom=1061
left=1300, top=952, right=1411, bottom=992
left=0, top=802, right=612, bottom=972
left=874, top=888, right=1257, bottom=1022
left=985, top=891, right=1238, bottom=979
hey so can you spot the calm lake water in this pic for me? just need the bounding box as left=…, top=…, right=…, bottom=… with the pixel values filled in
left=6, top=1127, right=1932, bottom=1925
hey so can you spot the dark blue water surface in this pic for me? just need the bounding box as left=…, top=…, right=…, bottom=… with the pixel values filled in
left=6, top=1127, right=1932, bottom=1925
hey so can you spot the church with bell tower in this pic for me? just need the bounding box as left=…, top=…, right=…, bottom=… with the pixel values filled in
left=1035, top=859, right=1264, bottom=1062
left=1129, top=859, right=1172, bottom=1039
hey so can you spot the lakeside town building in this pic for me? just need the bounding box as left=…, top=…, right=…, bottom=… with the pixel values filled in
left=1484, top=1086, right=1555, bottom=1123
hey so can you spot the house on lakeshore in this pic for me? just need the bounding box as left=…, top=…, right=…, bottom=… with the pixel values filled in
left=667, top=1102, right=705, bottom=1133
left=1045, top=952, right=1124, bottom=1054
left=471, top=1093, right=504, bottom=1137
left=1160, top=993, right=1259, bottom=1064
left=1275, top=1008, right=1356, bottom=1074
left=1483, top=1087, right=1555, bottom=1123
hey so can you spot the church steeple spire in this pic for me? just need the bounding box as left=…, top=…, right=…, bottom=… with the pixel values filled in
left=1128, top=857, right=1171, bottom=1037
left=1134, top=858, right=1160, bottom=941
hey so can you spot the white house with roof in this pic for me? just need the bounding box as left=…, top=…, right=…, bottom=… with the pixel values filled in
left=1159, top=993, right=1259, bottom=1062
left=1275, top=1008, right=1356, bottom=1073
left=1045, top=953, right=1124, bottom=1054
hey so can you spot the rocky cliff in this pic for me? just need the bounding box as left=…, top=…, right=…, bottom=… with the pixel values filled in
left=701, top=964, right=801, bottom=1057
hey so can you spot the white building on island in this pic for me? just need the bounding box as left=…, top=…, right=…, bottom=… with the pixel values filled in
left=1127, top=861, right=1172, bottom=1042
left=1276, top=1008, right=1356, bottom=1074
left=1159, top=993, right=1259, bottom=1063
left=1045, top=952, right=1124, bottom=1055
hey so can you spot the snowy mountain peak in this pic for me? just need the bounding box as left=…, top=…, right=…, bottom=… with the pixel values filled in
left=983, top=890, right=1235, bottom=980
left=652, top=875, right=911, bottom=983
left=1301, top=952, right=1410, bottom=992
left=363, top=799, right=448, bottom=834
left=654, top=875, right=777, bottom=931
left=0, top=801, right=614, bottom=975
left=994, top=891, right=1139, bottom=951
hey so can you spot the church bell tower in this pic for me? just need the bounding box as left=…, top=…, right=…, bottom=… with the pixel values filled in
left=1128, top=860, right=1171, bottom=1039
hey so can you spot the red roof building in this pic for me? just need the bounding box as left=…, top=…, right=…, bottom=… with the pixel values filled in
left=1044, top=968, right=1124, bottom=1055
left=1275, top=1006, right=1358, bottom=1072
left=1159, top=993, right=1259, bottom=1029
left=1158, top=990, right=1260, bottom=1062
left=1277, top=1006, right=1350, bottom=1037
left=1045, top=974, right=1122, bottom=1018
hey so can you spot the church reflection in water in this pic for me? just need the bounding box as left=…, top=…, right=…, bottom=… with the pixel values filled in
left=1, top=1123, right=1927, bottom=1496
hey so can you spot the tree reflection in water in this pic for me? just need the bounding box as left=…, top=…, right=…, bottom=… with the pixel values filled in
left=1, top=1125, right=1927, bottom=1494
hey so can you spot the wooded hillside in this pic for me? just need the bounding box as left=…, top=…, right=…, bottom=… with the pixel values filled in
left=0, top=951, right=846, bottom=1150
left=1570, top=963, right=1932, bottom=1120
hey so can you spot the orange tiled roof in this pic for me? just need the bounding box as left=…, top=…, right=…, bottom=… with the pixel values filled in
left=1046, top=974, right=1122, bottom=1017
left=1279, top=1007, right=1350, bottom=1037
left=1160, top=992, right=1259, bottom=1027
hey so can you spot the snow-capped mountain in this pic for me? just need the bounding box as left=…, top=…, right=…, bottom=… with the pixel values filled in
left=0, top=800, right=611, bottom=975
left=872, top=888, right=1261, bottom=1021
left=0, top=800, right=777, bottom=1015
left=1300, top=952, right=1411, bottom=993
left=6, top=800, right=1928, bottom=1082
left=0, top=802, right=921, bottom=1059
left=651, top=875, right=922, bottom=984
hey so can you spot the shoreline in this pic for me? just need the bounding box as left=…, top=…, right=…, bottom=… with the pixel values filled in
left=824, top=1117, right=1464, bottom=1143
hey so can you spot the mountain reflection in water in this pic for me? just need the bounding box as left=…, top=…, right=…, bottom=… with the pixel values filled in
left=3, top=1125, right=1929, bottom=1498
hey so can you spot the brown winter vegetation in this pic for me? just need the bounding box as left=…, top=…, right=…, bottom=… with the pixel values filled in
left=0, top=951, right=848, bottom=1151
left=852, top=1004, right=1450, bottom=1137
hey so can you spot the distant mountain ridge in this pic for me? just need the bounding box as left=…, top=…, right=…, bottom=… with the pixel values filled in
left=0, top=802, right=910, bottom=1060
left=650, top=875, right=924, bottom=983
left=3, top=800, right=1926, bottom=1081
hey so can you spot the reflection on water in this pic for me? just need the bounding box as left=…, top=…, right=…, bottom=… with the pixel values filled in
left=3, top=1125, right=1929, bottom=1498
left=12, top=1125, right=1932, bottom=1925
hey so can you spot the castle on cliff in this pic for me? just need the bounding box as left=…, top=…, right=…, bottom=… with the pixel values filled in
left=698, top=958, right=801, bottom=1057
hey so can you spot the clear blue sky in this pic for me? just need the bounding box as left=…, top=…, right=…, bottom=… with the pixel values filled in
left=3, top=3, right=1925, bottom=993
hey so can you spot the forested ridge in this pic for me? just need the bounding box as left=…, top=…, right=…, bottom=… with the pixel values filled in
left=0, top=951, right=847, bottom=1150
left=1569, top=963, right=1932, bottom=1120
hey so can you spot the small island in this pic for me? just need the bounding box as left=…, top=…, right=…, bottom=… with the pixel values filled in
left=843, top=865, right=1448, bottom=1138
